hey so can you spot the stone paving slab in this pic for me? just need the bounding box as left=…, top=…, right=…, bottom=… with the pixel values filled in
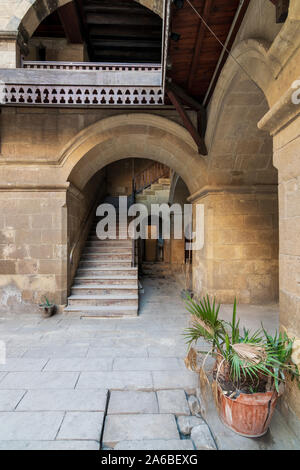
left=191, top=425, right=217, bottom=450
left=87, top=346, right=148, bottom=358
left=0, top=440, right=100, bottom=450
left=0, top=359, right=48, bottom=372
left=152, top=370, right=198, bottom=394
left=108, top=391, right=158, bottom=414
left=147, top=345, right=187, bottom=358
left=77, top=371, right=153, bottom=391
left=177, top=415, right=205, bottom=435
left=23, top=344, right=89, bottom=359
left=113, top=357, right=183, bottom=371
left=0, top=412, right=64, bottom=441
left=157, top=390, right=190, bottom=416
left=16, top=389, right=108, bottom=411
left=0, top=372, right=79, bottom=389
left=114, top=439, right=195, bottom=450
left=0, top=372, right=7, bottom=384
left=57, top=412, right=104, bottom=441
left=44, top=358, right=113, bottom=372
left=103, top=414, right=179, bottom=448
left=0, top=390, right=26, bottom=411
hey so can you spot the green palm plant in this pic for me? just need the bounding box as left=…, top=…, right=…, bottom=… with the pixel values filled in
left=184, top=295, right=300, bottom=393
left=183, top=294, right=225, bottom=352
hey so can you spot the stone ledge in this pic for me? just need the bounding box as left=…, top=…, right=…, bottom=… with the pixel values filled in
left=258, top=87, right=300, bottom=136
left=188, top=185, right=278, bottom=203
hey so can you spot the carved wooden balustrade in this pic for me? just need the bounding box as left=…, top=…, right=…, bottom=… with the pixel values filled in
left=0, top=62, right=164, bottom=107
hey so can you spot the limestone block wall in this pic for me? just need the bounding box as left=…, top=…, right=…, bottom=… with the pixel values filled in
left=27, top=38, right=88, bottom=62
left=271, top=114, right=300, bottom=425
left=0, top=189, right=67, bottom=313
left=192, top=189, right=279, bottom=305
left=0, top=108, right=196, bottom=165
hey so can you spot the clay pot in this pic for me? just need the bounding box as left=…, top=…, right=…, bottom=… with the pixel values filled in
left=213, top=380, right=278, bottom=437
left=40, top=304, right=56, bottom=318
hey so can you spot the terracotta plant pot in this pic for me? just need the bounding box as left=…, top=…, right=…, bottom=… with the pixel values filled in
left=213, top=380, right=278, bottom=437
left=40, top=304, right=56, bottom=318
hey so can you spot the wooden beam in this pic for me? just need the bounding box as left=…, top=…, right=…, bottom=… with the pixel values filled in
left=91, top=39, right=161, bottom=49
left=58, top=2, right=83, bottom=43
left=86, top=13, right=162, bottom=26
left=203, top=0, right=251, bottom=106
left=167, top=81, right=207, bottom=137
left=89, top=25, right=162, bottom=39
left=166, top=88, right=207, bottom=155
left=187, top=0, right=214, bottom=93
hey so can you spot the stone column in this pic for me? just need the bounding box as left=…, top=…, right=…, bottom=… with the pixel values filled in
left=259, top=90, right=300, bottom=428
left=190, top=186, right=279, bottom=304
left=0, top=33, right=21, bottom=68
left=0, top=187, right=68, bottom=313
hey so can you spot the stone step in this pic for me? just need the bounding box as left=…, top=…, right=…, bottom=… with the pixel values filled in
left=74, top=276, right=138, bottom=286
left=79, top=260, right=132, bottom=268
left=64, top=305, right=138, bottom=317
left=85, top=242, right=132, bottom=248
left=87, top=236, right=130, bottom=242
left=82, top=246, right=131, bottom=256
left=77, top=267, right=137, bottom=277
left=158, top=178, right=170, bottom=185
left=81, top=253, right=132, bottom=260
left=68, top=294, right=138, bottom=307
left=71, top=285, right=138, bottom=296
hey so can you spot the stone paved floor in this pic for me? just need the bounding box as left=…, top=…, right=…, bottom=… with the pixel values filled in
left=0, top=277, right=298, bottom=450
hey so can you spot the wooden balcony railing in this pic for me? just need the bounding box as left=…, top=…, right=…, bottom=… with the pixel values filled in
left=0, top=63, right=164, bottom=107
left=133, top=162, right=170, bottom=194
left=22, top=61, right=162, bottom=73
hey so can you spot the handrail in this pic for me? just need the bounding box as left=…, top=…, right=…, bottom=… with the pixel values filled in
left=22, top=60, right=162, bottom=72
left=133, top=161, right=170, bottom=194
left=69, top=198, right=99, bottom=266
left=132, top=238, right=136, bottom=268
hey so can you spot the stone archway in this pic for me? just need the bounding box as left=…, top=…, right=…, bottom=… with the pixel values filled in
left=61, top=113, right=207, bottom=194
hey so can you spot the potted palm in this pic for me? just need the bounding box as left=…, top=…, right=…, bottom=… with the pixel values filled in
left=39, top=296, right=56, bottom=318
left=184, top=296, right=300, bottom=438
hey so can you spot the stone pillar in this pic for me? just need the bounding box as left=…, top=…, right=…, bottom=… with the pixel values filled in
left=0, top=187, right=68, bottom=313
left=190, top=186, right=279, bottom=304
left=258, top=87, right=300, bottom=428
left=0, top=33, right=21, bottom=68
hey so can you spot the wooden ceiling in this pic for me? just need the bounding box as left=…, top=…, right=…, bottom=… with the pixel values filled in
left=169, top=0, right=249, bottom=101
left=33, top=0, right=162, bottom=63
left=32, top=0, right=258, bottom=102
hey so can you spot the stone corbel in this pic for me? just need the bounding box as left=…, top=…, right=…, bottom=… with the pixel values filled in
left=258, top=85, right=300, bottom=136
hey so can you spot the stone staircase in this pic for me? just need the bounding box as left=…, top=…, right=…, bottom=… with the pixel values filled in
left=135, top=177, right=171, bottom=210
left=65, top=218, right=138, bottom=317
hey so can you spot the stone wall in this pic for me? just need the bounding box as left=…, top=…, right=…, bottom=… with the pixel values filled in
left=0, top=189, right=67, bottom=312
left=106, top=158, right=153, bottom=197
left=192, top=189, right=279, bottom=305
left=27, top=37, right=87, bottom=62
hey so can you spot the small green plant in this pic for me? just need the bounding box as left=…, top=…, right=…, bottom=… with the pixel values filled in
left=40, top=296, right=54, bottom=308
left=184, top=295, right=300, bottom=394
